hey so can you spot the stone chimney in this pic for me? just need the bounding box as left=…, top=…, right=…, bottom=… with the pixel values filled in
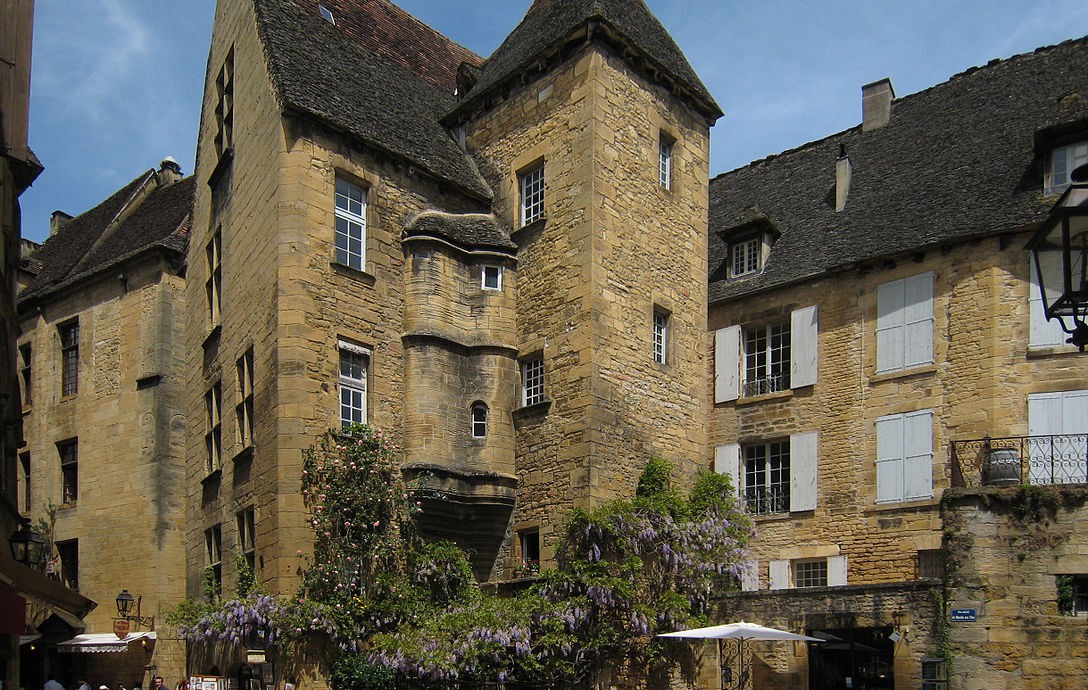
left=156, top=156, right=183, bottom=185
left=862, top=78, right=895, bottom=132
left=835, top=144, right=851, bottom=212
left=50, top=210, right=73, bottom=236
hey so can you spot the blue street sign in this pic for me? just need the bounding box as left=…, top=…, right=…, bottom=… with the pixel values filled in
left=950, top=608, right=977, bottom=622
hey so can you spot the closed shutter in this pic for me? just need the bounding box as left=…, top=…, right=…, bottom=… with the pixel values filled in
left=903, top=410, right=933, bottom=500
left=1029, top=390, right=1088, bottom=483
left=791, top=306, right=818, bottom=388
left=903, top=273, right=934, bottom=368
left=714, top=444, right=741, bottom=498
left=1029, top=259, right=1065, bottom=347
left=740, top=560, right=759, bottom=592
left=875, top=414, right=904, bottom=502
left=714, top=326, right=740, bottom=403
left=769, top=559, right=790, bottom=590
left=827, top=555, right=848, bottom=586
left=876, top=280, right=905, bottom=373
left=790, top=431, right=818, bottom=512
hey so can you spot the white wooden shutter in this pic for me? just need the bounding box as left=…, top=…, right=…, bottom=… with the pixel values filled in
left=1029, top=390, right=1088, bottom=483
left=875, top=280, right=905, bottom=373
left=714, top=444, right=741, bottom=498
left=769, top=559, right=790, bottom=590
left=827, top=555, right=848, bottom=586
left=903, top=410, right=934, bottom=500
left=903, top=273, right=934, bottom=368
left=875, top=413, right=904, bottom=502
left=790, top=305, right=818, bottom=388
left=714, top=326, right=740, bottom=403
left=740, top=560, right=759, bottom=592
left=1029, top=259, right=1066, bottom=347
left=790, top=431, right=818, bottom=512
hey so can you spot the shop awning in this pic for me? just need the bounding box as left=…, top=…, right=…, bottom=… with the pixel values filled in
left=57, top=632, right=156, bottom=653
left=0, top=550, right=97, bottom=618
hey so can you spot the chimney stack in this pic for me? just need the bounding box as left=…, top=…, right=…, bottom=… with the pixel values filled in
left=835, top=144, right=851, bottom=212
left=157, top=156, right=183, bottom=185
left=50, top=210, right=73, bottom=236
left=862, top=78, right=895, bottom=132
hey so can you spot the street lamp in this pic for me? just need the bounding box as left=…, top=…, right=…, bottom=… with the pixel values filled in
left=8, top=517, right=45, bottom=566
left=116, top=589, right=155, bottom=629
left=1026, top=164, right=1088, bottom=350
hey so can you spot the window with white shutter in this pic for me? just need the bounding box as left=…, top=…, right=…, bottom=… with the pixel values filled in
left=1028, top=390, right=1088, bottom=484
left=876, top=272, right=934, bottom=373
left=715, top=305, right=818, bottom=403
left=714, top=443, right=741, bottom=498
left=876, top=409, right=934, bottom=503
left=1029, top=259, right=1067, bottom=348
left=769, top=559, right=790, bottom=590
left=790, top=432, right=818, bottom=512
left=714, top=327, right=740, bottom=403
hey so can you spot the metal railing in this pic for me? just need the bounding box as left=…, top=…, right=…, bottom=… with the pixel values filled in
left=950, top=434, right=1088, bottom=488
left=742, top=372, right=789, bottom=397
left=745, top=485, right=790, bottom=515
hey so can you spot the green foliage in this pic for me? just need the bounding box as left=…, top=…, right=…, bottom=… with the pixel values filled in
left=236, top=554, right=258, bottom=598
left=1057, top=574, right=1076, bottom=615
left=331, top=653, right=399, bottom=690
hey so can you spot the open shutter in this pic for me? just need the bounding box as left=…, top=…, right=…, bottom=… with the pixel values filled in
left=769, top=560, right=790, bottom=590
left=740, top=560, right=759, bottom=592
left=903, top=410, right=934, bottom=500
left=827, top=555, right=848, bottom=586
left=714, top=444, right=741, bottom=498
left=790, top=432, right=818, bottom=512
left=714, top=326, right=740, bottom=403
left=875, top=414, right=904, bottom=503
left=1029, top=260, right=1065, bottom=347
left=790, top=306, right=818, bottom=388
left=903, top=272, right=934, bottom=368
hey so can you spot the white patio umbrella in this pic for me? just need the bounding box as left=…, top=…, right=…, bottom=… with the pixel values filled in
left=659, top=621, right=823, bottom=689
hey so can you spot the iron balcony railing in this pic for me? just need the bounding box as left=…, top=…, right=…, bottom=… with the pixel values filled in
left=950, top=434, right=1088, bottom=488
left=742, top=372, right=790, bottom=398
left=745, top=485, right=790, bottom=515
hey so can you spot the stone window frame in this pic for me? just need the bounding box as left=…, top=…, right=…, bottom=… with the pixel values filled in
left=875, top=271, right=934, bottom=374
left=237, top=506, right=256, bottom=571
left=743, top=320, right=791, bottom=397
left=56, top=539, right=79, bottom=592
left=338, top=339, right=370, bottom=428
left=714, top=306, right=818, bottom=404
left=206, top=227, right=222, bottom=329
left=1057, top=574, right=1088, bottom=615
left=471, top=402, right=488, bottom=438
left=59, top=319, right=79, bottom=397
left=205, top=381, right=223, bottom=475
left=235, top=347, right=255, bottom=451
left=652, top=307, right=670, bottom=364
left=658, top=132, right=674, bottom=190
left=57, top=438, right=78, bottom=505
left=214, top=46, right=234, bottom=159
left=875, top=408, right=934, bottom=504
left=743, top=440, right=790, bottom=516
left=19, top=451, right=30, bottom=513
left=730, top=236, right=761, bottom=278
left=19, top=342, right=31, bottom=405
left=519, top=162, right=545, bottom=227
left=520, top=356, right=545, bottom=407
left=481, top=264, right=503, bottom=291
left=715, top=432, right=818, bottom=514
left=793, top=558, right=828, bottom=588
left=1046, top=139, right=1088, bottom=195
left=205, top=524, right=223, bottom=597
left=519, top=528, right=540, bottom=568
left=334, top=176, right=368, bottom=272
left=768, top=554, right=847, bottom=590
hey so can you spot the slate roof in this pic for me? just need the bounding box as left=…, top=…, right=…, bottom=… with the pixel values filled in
left=449, top=0, right=720, bottom=121
left=19, top=174, right=193, bottom=307
left=253, top=0, right=492, bottom=200
left=403, top=211, right=518, bottom=255
left=709, top=36, right=1088, bottom=305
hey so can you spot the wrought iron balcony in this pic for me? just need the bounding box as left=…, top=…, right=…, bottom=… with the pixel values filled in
left=745, top=485, right=790, bottom=515
left=950, top=435, right=1088, bottom=488
left=742, top=372, right=790, bottom=398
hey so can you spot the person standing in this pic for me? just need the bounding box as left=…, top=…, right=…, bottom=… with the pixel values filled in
left=43, top=677, right=63, bottom=690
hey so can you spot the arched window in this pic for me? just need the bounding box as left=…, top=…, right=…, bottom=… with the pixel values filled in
left=471, top=403, right=488, bottom=438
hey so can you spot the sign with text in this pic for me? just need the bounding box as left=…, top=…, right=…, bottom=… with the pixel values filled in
left=950, top=608, right=977, bottom=622
left=113, top=618, right=131, bottom=639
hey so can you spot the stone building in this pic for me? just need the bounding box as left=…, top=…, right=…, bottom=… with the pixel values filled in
left=708, top=37, right=1088, bottom=690
left=185, top=0, right=717, bottom=680
left=16, top=162, right=193, bottom=687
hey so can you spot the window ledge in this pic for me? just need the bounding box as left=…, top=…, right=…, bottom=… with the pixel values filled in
left=867, top=496, right=939, bottom=514
left=202, top=324, right=222, bottom=352
left=870, top=363, right=936, bottom=384
left=511, top=216, right=546, bottom=239
left=201, top=468, right=223, bottom=486
left=512, top=400, right=551, bottom=419
left=330, top=261, right=376, bottom=286
left=232, top=446, right=254, bottom=464
left=206, top=148, right=234, bottom=189
left=736, top=389, right=793, bottom=406
left=751, top=511, right=793, bottom=523
left=1027, top=343, right=1082, bottom=358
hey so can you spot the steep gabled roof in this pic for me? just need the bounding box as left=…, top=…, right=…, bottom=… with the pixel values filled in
left=253, top=0, right=492, bottom=200
left=709, top=36, right=1088, bottom=304
left=449, top=0, right=720, bottom=121
left=19, top=175, right=193, bottom=307
left=403, top=211, right=518, bottom=255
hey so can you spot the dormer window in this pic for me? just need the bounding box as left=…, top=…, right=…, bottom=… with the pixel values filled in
left=731, top=237, right=761, bottom=277
left=1048, top=140, right=1088, bottom=195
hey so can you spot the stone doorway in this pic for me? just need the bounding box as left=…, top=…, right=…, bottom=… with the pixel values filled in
left=808, top=626, right=894, bottom=690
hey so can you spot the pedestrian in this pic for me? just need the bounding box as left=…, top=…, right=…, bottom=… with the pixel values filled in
left=43, top=677, right=63, bottom=690
left=175, top=680, right=188, bottom=690
left=151, top=678, right=165, bottom=690
left=76, top=680, right=90, bottom=690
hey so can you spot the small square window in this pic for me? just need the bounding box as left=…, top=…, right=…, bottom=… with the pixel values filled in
left=520, top=164, right=545, bottom=226
left=917, top=549, right=945, bottom=580
left=731, top=237, right=760, bottom=277
left=794, top=559, right=827, bottom=588
left=482, top=265, right=502, bottom=290
left=521, top=358, right=545, bottom=407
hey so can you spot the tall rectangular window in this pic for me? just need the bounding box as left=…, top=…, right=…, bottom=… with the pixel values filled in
left=205, top=525, right=222, bottom=599
left=335, top=178, right=367, bottom=270
left=206, top=228, right=222, bottom=328
left=875, top=409, right=934, bottom=503
left=482, top=265, right=502, bottom=290
left=214, top=48, right=234, bottom=158
left=731, top=237, right=760, bottom=277
left=19, top=452, right=30, bottom=512
left=236, top=348, right=254, bottom=450
left=205, top=382, right=222, bottom=473
left=876, top=272, right=934, bottom=373
left=60, top=321, right=79, bottom=396
left=744, top=322, right=790, bottom=396
left=659, top=134, right=673, bottom=190
left=19, top=343, right=31, bottom=405
left=520, top=164, right=544, bottom=226
left=58, top=439, right=77, bottom=504
left=339, top=342, right=369, bottom=428
left=744, top=441, right=790, bottom=515
left=1047, top=141, right=1088, bottom=195
left=56, top=540, right=78, bottom=591
left=653, top=309, right=669, bottom=364
left=237, top=506, right=255, bottom=571
left=1027, top=389, right=1088, bottom=484
left=521, top=358, right=545, bottom=407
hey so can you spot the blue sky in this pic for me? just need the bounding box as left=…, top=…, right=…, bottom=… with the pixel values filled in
left=20, top=0, right=1088, bottom=243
